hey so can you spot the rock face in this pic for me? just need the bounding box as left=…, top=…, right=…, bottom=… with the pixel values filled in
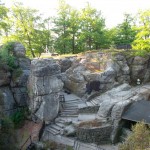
left=130, top=56, right=150, bottom=83
left=60, top=58, right=73, bottom=72
left=28, top=59, right=64, bottom=123
left=0, top=42, right=30, bottom=116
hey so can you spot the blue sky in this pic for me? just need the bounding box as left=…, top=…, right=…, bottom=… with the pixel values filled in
left=4, top=0, right=150, bottom=28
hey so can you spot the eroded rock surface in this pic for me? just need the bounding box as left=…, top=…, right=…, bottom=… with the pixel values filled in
left=28, top=59, right=63, bottom=123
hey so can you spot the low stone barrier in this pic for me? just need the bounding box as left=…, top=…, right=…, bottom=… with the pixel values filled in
left=76, top=125, right=112, bottom=144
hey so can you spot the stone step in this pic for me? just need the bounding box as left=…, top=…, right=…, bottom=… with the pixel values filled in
left=62, top=109, right=78, bottom=112
left=46, top=126, right=60, bottom=135
left=86, top=102, right=94, bottom=107
left=51, top=124, right=62, bottom=131
left=65, top=99, right=81, bottom=102
left=64, top=103, right=79, bottom=107
left=63, top=109, right=78, bottom=112
left=90, top=101, right=97, bottom=105
left=92, top=100, right=98, bottom=105
left=60, top=112, right=78, bottom=116
left=58, top=116, right=79, bottom=122
left=64, top=105, right=78, bottom=108
left=60, top=114, right=78, bottom=117
left=55, top=122, right=65, bottom=128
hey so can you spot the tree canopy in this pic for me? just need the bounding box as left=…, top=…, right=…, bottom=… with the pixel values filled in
left=0, top=1, right=150, bottom=57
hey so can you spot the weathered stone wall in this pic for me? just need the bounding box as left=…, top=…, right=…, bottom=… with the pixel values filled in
left=76, top=125, right=112, bottom=144
left=78, top=106, right=99, bottom=114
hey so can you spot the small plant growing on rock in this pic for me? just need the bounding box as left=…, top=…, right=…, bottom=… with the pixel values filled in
left=11, top=107, right=29, bottom=128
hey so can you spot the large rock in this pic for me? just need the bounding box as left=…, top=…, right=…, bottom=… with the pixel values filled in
left=11, top=87, right=28, bottom=106
left=60, top=58, right=72, bottom=72
left=13, top=42, right=26, bottom=57
left=18, top=57, right=31, bottom=70
left=0, top=87, right=16, bottom=116
left=131, top=56, right=150, bottom=83
left=0, top=69, right=11, bottom=86
left=35, top=94, right=59, bottom=123
left=31, top=59, right=61, bottom=77
left=63, top=65, right=88, bottom=96
left=28, top=59, right=63, bottom=123
left=11, top=70, right=30, bottom=87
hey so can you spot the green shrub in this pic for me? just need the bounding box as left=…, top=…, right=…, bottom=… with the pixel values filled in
left=119, top=122, right=150, bottom=150
left=11, top=107, right=28, bottom=128
left=0, top=42, right=17, bottom=70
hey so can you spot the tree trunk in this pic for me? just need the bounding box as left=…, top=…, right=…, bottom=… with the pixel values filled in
left=72, top=34, right=75, bottom=54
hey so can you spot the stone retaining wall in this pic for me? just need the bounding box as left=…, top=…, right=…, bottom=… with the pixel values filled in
left=77, top=125, right=112, bottom=144
left=78, top=106, right=99, bottom=113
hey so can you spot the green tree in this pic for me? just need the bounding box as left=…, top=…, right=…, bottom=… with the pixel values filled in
left=68, top=8, right=80, bottom=54
left=113, top=14, right=136, bottom=47
left=0, top=1, right=9, bottom=39
left=53, top=0, right=71, bottom=54
left=80, top=3, right=106, bottom=50
left=132, top=10, right=150, bottom=55
left=2, top=2, right=53, bottom=57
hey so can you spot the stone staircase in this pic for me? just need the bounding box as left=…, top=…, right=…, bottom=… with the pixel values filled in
left=44, top=93, right=84, bottom=135
left=43, top=92, right=118, bottom=150
left=86, top=96, right=100, bottom=106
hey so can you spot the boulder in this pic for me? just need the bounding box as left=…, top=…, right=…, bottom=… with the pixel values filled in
left=0, top=69, right=11, bottom=86
left=31, top=59, right=61, bottom=77
left=28, top=59, right=63, bottom=123
left=11, top=70, right=30, bottom=87
left=18, top=57, right=31, bottom=70
left=11, top=87, right=28, bottom=106
left=35, top=94, right=59, bottom=123
left=13, top=42, right=26, bottom=57
left=130, top=56, right=150, bottom=83
left=60, top=58, right=72, bottom=72
left=0, top=87, right=16, bottom=116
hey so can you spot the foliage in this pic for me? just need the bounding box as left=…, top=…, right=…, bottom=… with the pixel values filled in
left=112, top=14, right=136, bottom=47
left=0, top=41, right=17, bottom=70
left=119, top=122, right=150, bottom=150
left=0, top=1, right=150, bottom=56
left=132, top=10, right=150, bottom=55
left=11, top=107, right=28, bottom=128
left=0, top=2, right=9, bottom=38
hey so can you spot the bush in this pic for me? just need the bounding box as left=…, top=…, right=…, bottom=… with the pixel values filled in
left=0, top=42, right=17, bottom=70
left=119, top=122, right=150, bottom=150
left=11, top=107, right=28, bottom=128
